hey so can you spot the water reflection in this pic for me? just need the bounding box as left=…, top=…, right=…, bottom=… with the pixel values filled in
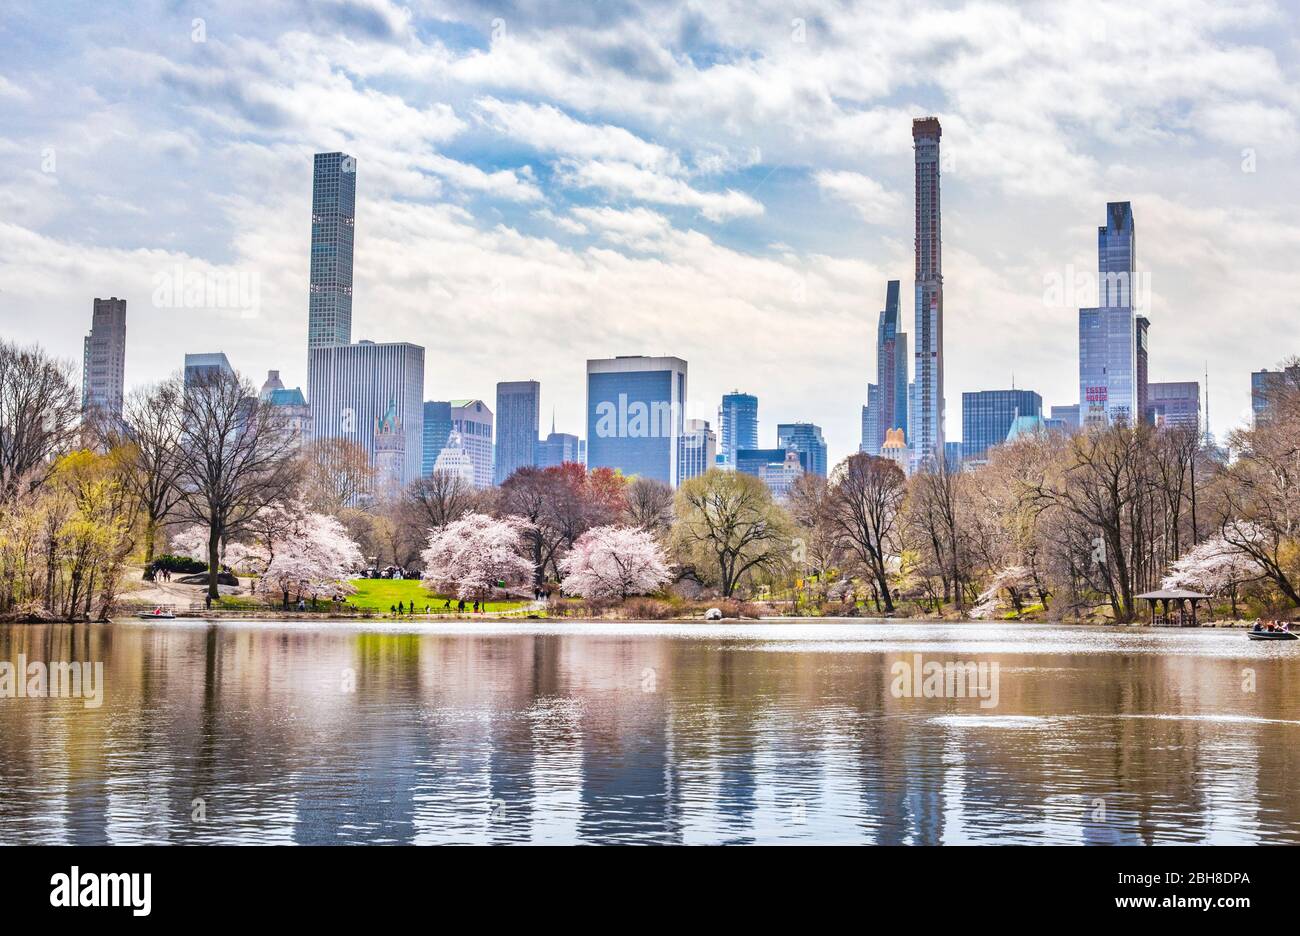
left=1, top=621, right=1298, bottom=844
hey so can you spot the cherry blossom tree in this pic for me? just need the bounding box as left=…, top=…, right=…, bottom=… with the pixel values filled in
left=420, top=512, right=535, bottom=601
left=1163, top=533, right=1265, bottom=617
left=558, top=525, right=672, bottom=601
left=970, top=565, right=1035, bottom=619
left=259, top=510, right=364, bottom=608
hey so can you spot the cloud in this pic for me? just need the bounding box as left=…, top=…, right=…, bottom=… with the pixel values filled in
left=814, top=170, right=901, bottom=224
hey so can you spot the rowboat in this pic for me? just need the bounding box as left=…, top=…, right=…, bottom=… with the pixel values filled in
left=1248, top=628, right=1297, bottom=641
left=137, top=608, right=176, bottom=620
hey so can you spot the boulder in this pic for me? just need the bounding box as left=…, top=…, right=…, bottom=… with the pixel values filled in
left=704, top=607, right=723, bottom=621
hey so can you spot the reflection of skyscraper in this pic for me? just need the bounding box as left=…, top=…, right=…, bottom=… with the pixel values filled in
left=1079, top=202, right=1137, bottom=427
left=912, top=117, right=945, bottom=469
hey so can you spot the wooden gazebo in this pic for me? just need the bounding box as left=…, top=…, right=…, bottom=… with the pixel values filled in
left=1135, top=588, right=1212, bottom=627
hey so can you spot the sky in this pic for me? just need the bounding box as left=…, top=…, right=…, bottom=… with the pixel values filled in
left=1, top=0, right=1298, bottom=464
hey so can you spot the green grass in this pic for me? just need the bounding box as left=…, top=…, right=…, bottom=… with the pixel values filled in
left=345, top=579, right=525, bottom=613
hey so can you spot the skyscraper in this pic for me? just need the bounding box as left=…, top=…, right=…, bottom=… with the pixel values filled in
left=536, top=429, right=582, bottom=469
left=679, top=418, right=717, bottom=483
left=587, top=355, right=687, bottom=486
left=308, top=340, right=425, bottom=487
left=1252, top=365, right=1300, bottom=425
left=421, top=401, right=453, bottom=476
left=183, top=351, right=234, bottom=388
left=450, top=399, right=494, bottom=488
left=1136, top=315, right=1150, bottom=423
left=874, top=280, right=909, bottom=451
left=860, top=383, right=879, bottom=455
left=912, top=117, right=945, bottom=469
left=961, top=389, right=1042, bottom=463
left=82, top=297, right=127, bottom=417
left=718, top=391, right=758, bottom=467
left=308, top=152, right=356, bottom=352
left=494, top=380, right=540, bottom=484
left=777, top=422, right=828, bottom=477
left=1147, top=381, right=1200, bottom=432
left=1079, top=202, right=1138, bottom=427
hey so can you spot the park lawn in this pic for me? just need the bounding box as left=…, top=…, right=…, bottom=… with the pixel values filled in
left=345, top=578, right=525, bottom=613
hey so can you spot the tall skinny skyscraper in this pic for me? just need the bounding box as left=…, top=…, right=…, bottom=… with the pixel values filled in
left=82, top=297, right=127, bottom=418
left=912, top=117, right=945, bottom=469
left=874, top=280, right=908, bottom=452
left=308, top=151, right=356, bottom=351
left=1079, top=202, right=1137, bottom=427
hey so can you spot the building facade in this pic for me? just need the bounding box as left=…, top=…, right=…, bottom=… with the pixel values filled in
left=679, top=418, right=717, bottom=483
left=449, top=399, right=494, bottom=488
left=308, top=340, right=424, bottom=488
left=1251, top=365, right=1300, bottom=425
left=260, top=370, right=311, bottom=444
left=776, top=422, right=828, bottom=477
left=536, top=431, right=582, bottom=469
left=861, top=382, right=880, bottom=454
left=1147, top=381, right=1200, bottom=432
left=758, top=449, right=804, bottom=501
left=1050, top=403, right=1080, bottom=432
left=1079, top=202, right=1138, bottom=427
left=421, top=401, right=453, bottom=476
left=494, top=380, right=540, bottom=484
left=718, top=391, right=758, bottom=467
left=308, top=151, right=356, bottom=351
left=183, top=351, right=234, bottom=388
left=82, top=297, right=127, bottom=418
left=1136, top=315, right=1150, bottom=423
left=961, top=389, right=1043, bottom=463
left=736, top=447, right=809, bottom=477
left=912, top=117, right=946, bottom=469
left=586, top=356, right=687, bottom=487
left=873, top=279, right=909, bottom=452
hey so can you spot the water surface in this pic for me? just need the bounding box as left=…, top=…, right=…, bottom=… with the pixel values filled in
left=1, top=619, right=1296, bottom=844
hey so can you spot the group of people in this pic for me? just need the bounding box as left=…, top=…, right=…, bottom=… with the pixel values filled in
left=150, top=566, right=175, bottom=582
left=386, top=599, right=486, bottom=615
left=1253, top=620, right=1292, bottom=633
left=532, top=587, right=553, bottom=602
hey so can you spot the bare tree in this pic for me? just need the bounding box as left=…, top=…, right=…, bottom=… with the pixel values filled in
left=301, top=437, right=374, bottom=512
left=0, top=341, right=80, bottom=503
left=624, top=476, right=674, bottom=535
left=825, top=454, right=906, bottom=613
left=102, top=377, right=186, bottom=566
left=174, top=370, right=300, bottom=598
left=405, top=469, right=475, bottom=530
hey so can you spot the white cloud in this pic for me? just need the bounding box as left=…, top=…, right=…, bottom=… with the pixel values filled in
left=814, top=170, right=901, bottom=224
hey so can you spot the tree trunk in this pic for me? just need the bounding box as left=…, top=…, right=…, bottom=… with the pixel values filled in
left=207, top=525, right=222, bottom=599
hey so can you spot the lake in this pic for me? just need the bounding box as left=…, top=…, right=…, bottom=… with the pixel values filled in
left=1, top=619, right=1297, bottom=844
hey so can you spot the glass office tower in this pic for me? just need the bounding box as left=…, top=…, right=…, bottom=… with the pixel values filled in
left=1079, top=202, right=1137, bottom=427
left=719, top=391, right=758, bottom=467
left=587, top=356, right=687, bottom=486
left=308, top=151, right=356, bottom=351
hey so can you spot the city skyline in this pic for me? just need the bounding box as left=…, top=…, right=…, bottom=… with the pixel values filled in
left=3, top=2, right=1298, bottom=466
